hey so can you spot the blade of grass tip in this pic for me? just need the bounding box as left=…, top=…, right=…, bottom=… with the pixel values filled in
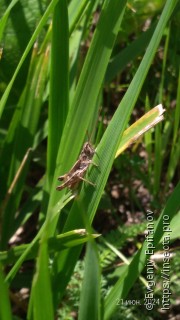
left=0, top=0, right=59, bottom=119
left=0, top=263, right=12, bottom=320
left=115, top=104, right=165, bottom=157
left=53, top=0, right=178, bottom=301
left=104, top=181, right=180, bottom=319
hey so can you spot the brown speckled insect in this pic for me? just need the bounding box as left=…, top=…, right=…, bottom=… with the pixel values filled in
left=56, top=142, right=97, bottom=191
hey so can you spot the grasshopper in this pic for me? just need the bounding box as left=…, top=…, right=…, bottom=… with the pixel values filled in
left=56, top=142, right=98, bottom=191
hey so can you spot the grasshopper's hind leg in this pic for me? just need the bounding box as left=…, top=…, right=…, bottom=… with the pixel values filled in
left=79, top=177, right=96, bottom=187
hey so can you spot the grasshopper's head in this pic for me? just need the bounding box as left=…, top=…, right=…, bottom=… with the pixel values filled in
left=81, top=142, right=95, bottom=160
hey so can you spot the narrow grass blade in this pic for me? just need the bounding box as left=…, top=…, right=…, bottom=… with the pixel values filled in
left=0, top=230, right=100, bottom=264
left=31, top=241, right=54, bottom=320
left=0, top=263, right=12, bottom=320
left=47, top=0, right=69, bottom=187
left=78, top=241, right=100, bottom=320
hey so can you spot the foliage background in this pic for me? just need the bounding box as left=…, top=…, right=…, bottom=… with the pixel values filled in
left=0, top=0, right=179, bottom=319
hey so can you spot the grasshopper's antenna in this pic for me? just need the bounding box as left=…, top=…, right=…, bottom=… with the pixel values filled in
left=86, top=130, right=91, bottom=142
left=85, top=107, right=102, bottom=145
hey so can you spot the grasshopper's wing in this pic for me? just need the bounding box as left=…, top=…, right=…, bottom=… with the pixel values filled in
left=56, top=164, right=83, bottom=190
left=57, top=159, right=81, bottom=181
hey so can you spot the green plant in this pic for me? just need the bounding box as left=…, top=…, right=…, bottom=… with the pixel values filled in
left=0, top=0, right=179, bottom=319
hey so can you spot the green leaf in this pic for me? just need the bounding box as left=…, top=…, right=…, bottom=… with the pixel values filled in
left=47, top=0, right=69, bottom=187
left=0, top=230, right=100, bottom=264
left=31, top=241, right=54, bottom=320
left=116, top=104, right=165, bottom=157
left=78, top=241, right=100, bottom=320
left=0, top=263, right=12, bottom=320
